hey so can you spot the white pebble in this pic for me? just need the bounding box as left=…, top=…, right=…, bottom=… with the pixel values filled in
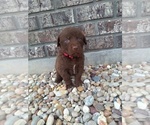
left=64, top=115, right=71, bottom=121
left=107, top=65, right=111, bottom=69
left=37, top=119, right=45, bottom=125
left=84, top=79, right=90, bottom=84
left=126, top=65, right=132, bottom=69
left=63, top=108, right=69, bottom=116
left=72, top=88, right=78, bottom=95
left=83, top=105, right=90, bottom=113
left=74, top=105, right=80, bottom=112
left=46, top=114, right=54, bottom=125
left=14, top=119, right=27, bottom=125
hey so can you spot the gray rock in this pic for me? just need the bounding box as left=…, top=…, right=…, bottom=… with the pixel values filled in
left=72, top=111, right=79, bottom=118
left=93, top=102, right=104, bottom=111
left=92, top=112, right=100, bottom=123
left=83, top=113, right=92, bottom=122
left=87, top=120, right=96, bottom=125
left=84, top=95, right=94, bottom=106
left=4, top=116, right=19, bottom=125
left=128, top=120, right=141, bottom=125
left=46, top=114, right=54, bottom=125
left=109, top=120, right=117, bottom=125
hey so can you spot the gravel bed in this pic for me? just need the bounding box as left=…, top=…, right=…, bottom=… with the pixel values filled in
left=0, top=62, right=150, bottom=125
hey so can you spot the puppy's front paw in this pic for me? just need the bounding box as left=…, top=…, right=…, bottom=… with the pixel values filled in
left=55, top=77, right=62, bottom=83
left=66, top=84, right=73, bottom=89
left=74, top=80, right=83, bottom=87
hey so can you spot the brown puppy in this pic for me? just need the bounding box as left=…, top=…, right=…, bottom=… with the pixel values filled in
left=55, top=27, right=86, bottom=89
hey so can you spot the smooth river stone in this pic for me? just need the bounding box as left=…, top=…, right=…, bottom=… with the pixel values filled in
left=83, top=113, right=92, bottom=122
left=13, top=119, right=27, bottom=125
left=83, top=105, right=90, bottom=113
left=84, top=95, right=94, bottom=106
left=0, top=110, right=6, bottom=120
left=46, top=114, right=54, bottom=125
left=5, top=116, right=20, bottom=125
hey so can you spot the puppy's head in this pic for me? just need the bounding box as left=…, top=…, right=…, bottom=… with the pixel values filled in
left=57, top=27, right=86, bottom=57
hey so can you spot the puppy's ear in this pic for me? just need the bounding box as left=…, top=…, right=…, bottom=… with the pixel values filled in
left=57, top=35, right=60, bottom=47
left=82, top=31, right=87, bottom=45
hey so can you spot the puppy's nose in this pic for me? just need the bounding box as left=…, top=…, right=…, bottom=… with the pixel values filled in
left=72, top=46, right=78, bottom=50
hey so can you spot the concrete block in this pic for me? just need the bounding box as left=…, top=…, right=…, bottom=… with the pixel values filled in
left=45, top=44, right=57, bottom=56
left=0, top=58, right=28, bottom=74
left=29, top=45, right=46, bottom=59
left=77, top=1, right=113, bottom=21
left=116, top=0, right=122, bottom=17
left=122, top=48, right=150, bottom=64
left=123, top=35, right=138, bottom=48
left=141, top=0, right=150, bottom=16
left=122, top=19, right=150, bottom=33
left=29, top=32, right=40, bottom=45
left=80, top=23, right=98, bottom=36
left=85, top=36, right=114, bottom=50
left=141, top=35, right=150, bottom=48
left=0, top=16, right=17, bottom=31
left=29, top=16, right=39, bottom=31
left=97, top=19, right=122, bottom=35
left=122, top=1, right=137, bottom=17
left=15, top=14, right=28, bottom=29
left=38, top=9, right=75, bottom=28
left=0, top=46, right=27, bottom=59
left=114, top=35, right=122, bottom=48
left=38, top=28, right=60, bottom=43
left=0, top=0, right=19, bottom=14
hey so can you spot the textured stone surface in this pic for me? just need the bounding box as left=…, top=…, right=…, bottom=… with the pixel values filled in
left=114, top=35, right=122, bottom=48
left=45, top=44, right=57, bottom=57
left=15, top=32, right=28, bottom=44
left=0, top=0, right=27, bottom=14
left=29, top=16, right=39, bottom=31
left=29, top=32, right=40, bottom=45
left=38, top=29, right=60, bottom=43
left=141, top=0, right=150, bottom=16
left=38, top=9, right=75, bottom=28
left=0, top=16, right=17, bottom=31
left=122, top=1, right=137, bottom=17
left=0, top=46, right=27, bottom=59
left=0, top=0, right=19, bottom=14
left=15, top=14, right=28, bottom=29
left=29, top=46, right=46, bottom=59
left=86, top=36, right=114, bottom=50
left=80, top=23, right=98, bottom=36
left=123, top=35, right=138, bottom=49
left=0, top=32, right=18, bottom=45
left=98, top=20, right=121, bottom=34
left=56, top=0, right=93, bottom=8
left=1, top=0, right=149, bottom=63
left=0, top=31, right=28, bottom=45
left=77, top=2, right=113, bottom=21
left=116, top=0, right=122, bottom=17
left=29, top=0, right=54, bottom=13
left=141, top=35, right=150, bottom=48
left=122, top=19, right=150, bottom=33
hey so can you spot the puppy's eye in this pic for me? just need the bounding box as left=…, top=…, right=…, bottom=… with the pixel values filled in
left=64, top=39, right=70, bottom=43
left=77, top=38, right=82, bottom=41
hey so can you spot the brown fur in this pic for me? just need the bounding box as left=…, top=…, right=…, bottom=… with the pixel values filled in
left=55, top=27, right=86, bottom=89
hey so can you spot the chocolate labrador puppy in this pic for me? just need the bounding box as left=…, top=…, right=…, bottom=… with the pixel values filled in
left=55, top=27, right=86, bottom=89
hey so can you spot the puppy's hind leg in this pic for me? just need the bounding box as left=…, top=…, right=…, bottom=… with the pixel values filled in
left=55, top=72, right=63, bottom=83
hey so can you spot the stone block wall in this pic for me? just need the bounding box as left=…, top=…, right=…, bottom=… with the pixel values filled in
left=28, top=0, right=122, bottom=59
left=0, top=0, right=150, bottom=66
left=122, top=0, right=150, bottom=49
left=0, top=0, right=28, bottom=59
